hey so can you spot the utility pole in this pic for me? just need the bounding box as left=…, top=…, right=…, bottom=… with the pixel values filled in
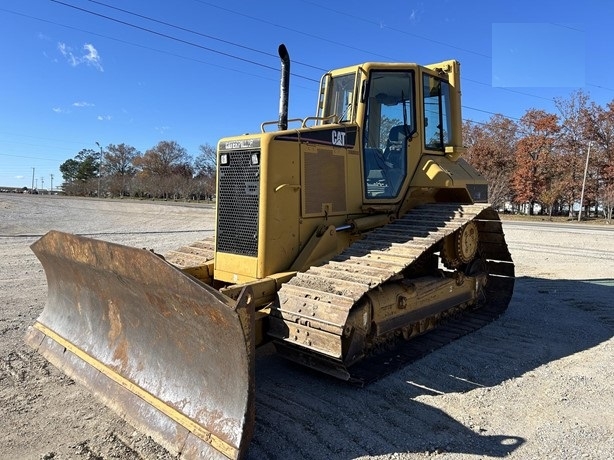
left=578, top=141, right=592, bottom=222
left=35, top=178, right=38, bottom=189
left=31, top=167, right=35, bottom=193
left=41, top=177, right=44, bottom=193
left=50, top=174, right=54, bottom=193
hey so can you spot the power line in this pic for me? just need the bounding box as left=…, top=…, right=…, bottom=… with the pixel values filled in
left=1, top=6, right=308, bottom=92
left=193, top=0, right=398, bottom=62
left=587, top=83, right=614, bottom=93
left=464, top=116, right=562, bottom=140
left=87, top=0, right=327, bottom=72
left=41, top=1, right=585, bottom=109
left=191, top=1, right=561, bottom=104
left=463, top=77, right=556, bottom=102
left=549, top=23, right=584, bottom=33
left=298, top=0, right=491, bottom=58
left=56, top=0, right=551, bottom=113
left=0, top=131, right=91, bottom=147
left=4, top=2, right=607, bottom=132
left=125, top=0, right=611, bottom=109
left=50, top=0, right=320, bottom=82
left=0, top=152, right=62, bottom=162
left=463, top=106, right=522, bottom=122
left=464, top=109, right=550, bottom=139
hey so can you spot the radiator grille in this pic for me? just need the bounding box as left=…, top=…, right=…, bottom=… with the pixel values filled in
left=216, top=150, right=260, bottom=257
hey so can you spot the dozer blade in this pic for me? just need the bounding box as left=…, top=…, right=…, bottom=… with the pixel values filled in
left=24, top=230, right=255, bottom=460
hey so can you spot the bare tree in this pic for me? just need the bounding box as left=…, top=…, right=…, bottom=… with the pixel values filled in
left=554, top=91, right=592, bottom=217
left=133, top=141, right=191, bottom=198
left=194, top=143, right=217, bottom=200
left=104, top=143, right=139, bottom=197
left=135, top=141, right=189, bottom=176
left=584, top=100, right=614, bottom=221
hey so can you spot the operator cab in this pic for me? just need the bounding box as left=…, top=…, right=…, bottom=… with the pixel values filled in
left=317, top=63, right=457, bottom=201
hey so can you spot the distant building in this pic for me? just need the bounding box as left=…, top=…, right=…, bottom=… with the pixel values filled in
left=0, top=186, right=28, bottom=193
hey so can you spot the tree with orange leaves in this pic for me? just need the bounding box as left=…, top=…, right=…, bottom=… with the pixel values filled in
left=511, top=109, right=560, bottom=215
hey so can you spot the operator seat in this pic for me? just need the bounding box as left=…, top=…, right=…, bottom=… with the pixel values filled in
left=382, top=125, right=408, bottom=194
left=384, top=125, right=408, bottom=168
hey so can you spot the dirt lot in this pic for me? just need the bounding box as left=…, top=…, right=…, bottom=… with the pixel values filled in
left=1, top=194, right=612, bottom=460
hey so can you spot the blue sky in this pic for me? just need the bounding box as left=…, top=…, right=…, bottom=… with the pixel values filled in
left=1, top=0, right=612, bottom=189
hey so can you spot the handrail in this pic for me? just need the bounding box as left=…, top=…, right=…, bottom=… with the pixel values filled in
left=301, top=115, right=338, bottom=127
left=260, top=115, right=339, bottom=132
left=261, top=118, right=304, bottom=133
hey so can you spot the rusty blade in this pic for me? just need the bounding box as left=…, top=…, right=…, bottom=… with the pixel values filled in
left=24, top=230, right=255, bottom=460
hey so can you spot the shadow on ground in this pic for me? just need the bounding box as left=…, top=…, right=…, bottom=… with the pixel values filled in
left=249, top=276, right=613, bottom=459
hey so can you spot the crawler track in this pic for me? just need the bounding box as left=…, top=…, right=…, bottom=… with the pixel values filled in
left=272, top=203, right=515, bottom=384
left=164, top=204, right=515, bottom=386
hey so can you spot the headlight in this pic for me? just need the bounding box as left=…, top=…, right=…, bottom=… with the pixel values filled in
left=220, top=153, right=229, bottom=165
left=250, top=152, right=259, bottom=165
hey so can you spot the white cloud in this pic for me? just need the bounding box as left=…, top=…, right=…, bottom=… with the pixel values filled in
left=155, top=126, right=171, bottom=133
left=15, top=175, right=24, bottom=180
left=97, top=115, right=112, bottom=121
left=57, top=42, right=103, bottom=72
left=73, top=101, right=94, bottom=107
left=83, top=43, right=103, bottom=71
left=58, top=42, right=78, bottom=67
left=408, top=3, right=424, bottom=23
left=52, top=107, right=69, bottom=114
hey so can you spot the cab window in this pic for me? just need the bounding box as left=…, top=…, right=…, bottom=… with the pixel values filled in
left=423, top=74, right=452, bottom=150
left=321, top=73, right=356, bottom=123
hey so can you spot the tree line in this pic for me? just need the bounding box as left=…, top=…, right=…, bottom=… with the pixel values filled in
left=59, top=140, right=216, bottom=200
left=59, top=89, right=613, bottom=221
left=464, top=90, right=614, bottom=221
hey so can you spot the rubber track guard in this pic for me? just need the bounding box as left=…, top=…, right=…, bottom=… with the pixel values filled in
left=25, top=231, right=255, bottom=460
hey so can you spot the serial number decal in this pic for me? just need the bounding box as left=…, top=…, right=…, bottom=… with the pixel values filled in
left=223, top=138, right=261, bottom=150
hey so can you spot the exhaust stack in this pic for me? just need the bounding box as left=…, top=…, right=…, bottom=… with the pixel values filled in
left=278, top=44, right=290, bottom=131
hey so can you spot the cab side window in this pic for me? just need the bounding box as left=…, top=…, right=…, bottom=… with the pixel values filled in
left=423, top=74, right=452, bottom=151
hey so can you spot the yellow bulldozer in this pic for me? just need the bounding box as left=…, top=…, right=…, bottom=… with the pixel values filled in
left=25, top=45, right=514, bottom=459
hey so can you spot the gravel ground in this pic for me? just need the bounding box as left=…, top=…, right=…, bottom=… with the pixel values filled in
left=1, top=194, right=612, bottom=460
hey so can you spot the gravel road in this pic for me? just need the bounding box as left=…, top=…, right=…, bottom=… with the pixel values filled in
left=1, top=194, right=612, bottom=460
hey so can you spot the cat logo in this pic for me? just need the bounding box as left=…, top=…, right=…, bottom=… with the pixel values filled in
left=332, top=130, right=346, bottom=146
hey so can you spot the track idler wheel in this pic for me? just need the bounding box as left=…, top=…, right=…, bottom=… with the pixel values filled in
left=442, top=221, right=479, bottom=268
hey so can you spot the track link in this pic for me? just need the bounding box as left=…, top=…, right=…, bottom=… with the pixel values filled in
left=271, top=203, right=515, bottom=384
left=164, top=238, right=215, bottom=268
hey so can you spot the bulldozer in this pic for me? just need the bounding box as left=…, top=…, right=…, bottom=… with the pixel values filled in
left=25, top=45, right=514, bottom=459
